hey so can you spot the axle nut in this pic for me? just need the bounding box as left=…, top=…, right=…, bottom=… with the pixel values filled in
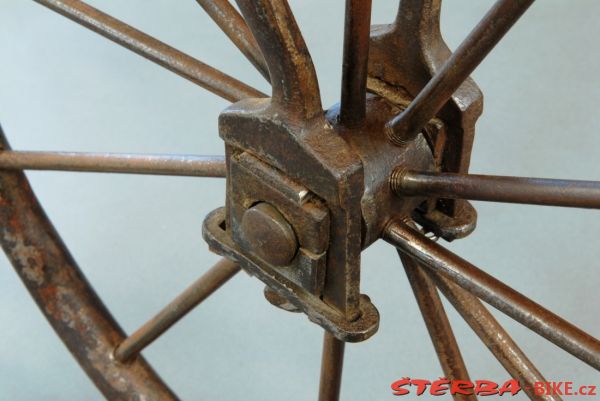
left=239, top=202, right=298, bottom=266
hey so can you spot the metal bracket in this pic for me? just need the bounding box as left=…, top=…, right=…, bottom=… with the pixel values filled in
left=203, top=207, right=379, bottom=342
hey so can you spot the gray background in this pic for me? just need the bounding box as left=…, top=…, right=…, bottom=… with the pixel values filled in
left=1, top=1, right=599, bottom=400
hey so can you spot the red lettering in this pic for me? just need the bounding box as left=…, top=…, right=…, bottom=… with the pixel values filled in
left=498, top=379, right=522, bottom=396
left=391, top=378, right=597, bottom=397
left=534, top=382, right=546, bottom=396
left=564, top=382, right=573, bottom=396
left=579, top=385, right=596, bottom=396
left=474, top=380, right=498, bottom=396
left=451, top=380, right=475, bottom=395
left=429, top=379, right=449, bottom=396
left=550, top=382, right=564, bottom=396
left=391, top=378, right=411, bottom=396
left=412, top=379, right=431, bottom=396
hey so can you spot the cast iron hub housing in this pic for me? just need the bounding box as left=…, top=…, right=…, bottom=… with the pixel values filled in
left=202, top=1, right=483, bottom=342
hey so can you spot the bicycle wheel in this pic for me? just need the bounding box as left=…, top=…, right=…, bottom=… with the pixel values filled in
left=1, top=1, right=599, bottom=400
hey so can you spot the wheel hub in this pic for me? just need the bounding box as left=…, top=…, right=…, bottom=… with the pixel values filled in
left=203, top=0, right=484, bottom=342
left=203, top=92, right=475, bottom=341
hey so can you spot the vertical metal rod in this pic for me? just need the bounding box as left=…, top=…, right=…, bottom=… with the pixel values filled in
left=429, top=271, right=563, bottom=401
left=35, top=0, right=266, bottom=102
left=385, top=0, right=535, bottom=145
left=383, top=221, right=600, bottom=370
left=318, top=332, right=346, bottom=401
left=400, top=254, right=477, bottom=401
left=195, top=0, right=270, bottom=81
left=340, top=0, right=372, bottom=127
left=114, top=258, right=240, bottom=362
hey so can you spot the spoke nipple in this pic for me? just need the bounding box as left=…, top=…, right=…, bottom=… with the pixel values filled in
left=385, top=118, right=415, bottom=147
left=389, top=167, right=410, bottom=196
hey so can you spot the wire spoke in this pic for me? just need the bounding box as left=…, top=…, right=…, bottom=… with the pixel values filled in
left=384, top=221, right=600, bottom=370
left=428, top=270, right=563, bottom=401
left=318, top=332, right=345, bottom=401
left=400, top=253, right=477, bottom=401
left=114, top=258, right=240, bottom=362
left=385, top=0, right=535, bottom=145
left=339, top=0, right=372, bottom=128
left=34, top=0, right=267, bottom=102
left=0, top=150, right=226, bottom=177
left=391, top=170, right=600, bottom=209
left=196, top=0, right=270, bottom=81
left=0, top=125, right=180, bottom=399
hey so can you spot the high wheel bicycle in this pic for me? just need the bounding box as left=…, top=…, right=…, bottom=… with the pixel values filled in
left=1, top=1, right=599, bottom=400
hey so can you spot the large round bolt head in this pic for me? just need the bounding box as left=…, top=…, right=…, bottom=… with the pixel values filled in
left=239, top=202, right=298, bottom=266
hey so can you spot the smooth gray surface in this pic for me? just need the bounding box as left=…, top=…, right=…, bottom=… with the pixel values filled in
left=0, top=1, right=599, bottom=400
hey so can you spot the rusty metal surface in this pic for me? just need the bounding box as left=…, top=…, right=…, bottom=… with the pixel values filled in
left=367, top=0, right=483, bottom=237
left=0, top=129, right=179, bottom=400
left=228, top=152, right=329, bottom=295
left=195, top=0, right=270, bottom=81
left=327, top=94, right=435, bottom=247
left=339, top=0, right=372, bottom=127
left=227, top=0, right=367, bottom=323
left=400, top=254, right=477, bottom=401
left=238, top=203, right=298, bottom=267
left=318, top=333, right=345, bottom=401
left=0, top=151, right=227, bottom=177
left=384, top=220, right=600, bottom=370
left=392, top=169, right=600, bottom=209
left=35, top=0, right=266, bottom=102
left=385, top=0, right=535, bottom=145
left=203, top=207, right=380, bottom=342
left=236, top=0, right=322, bottom=119
left=368, top=0, right=482, bottom=177
left=429, top=269, right=563, bottom=401
left=4, top=0, right=600, bottom=399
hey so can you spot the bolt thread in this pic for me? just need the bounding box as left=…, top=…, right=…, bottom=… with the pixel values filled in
left=385, top=117, right=420, bottom=147
left=389, top=167, right=409, bottom=196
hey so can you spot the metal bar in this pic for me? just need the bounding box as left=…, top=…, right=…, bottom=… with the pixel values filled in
left=318, top=332, right=345, bottom=401
left=34, top=0, right=267, bottom=102
left=235, top=0, right=323, bottom=119
left=385, top=0, right=535, bottom=145
left=383, top=221, right=600, bottom=370
left=400, top=254, right=477, bottom=401
left=391, top=169, right=600, bottom=209
left=114, top=258, right=240, bottom=362
left=339, top=0, right=372, bottom=128
left=429, top=271, right=563, bottom=401
left=196, top=0, right=270, bottom=81
left=0, top=151, right=226, bottom=177
left=0, top=127, right=179, bottom=399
